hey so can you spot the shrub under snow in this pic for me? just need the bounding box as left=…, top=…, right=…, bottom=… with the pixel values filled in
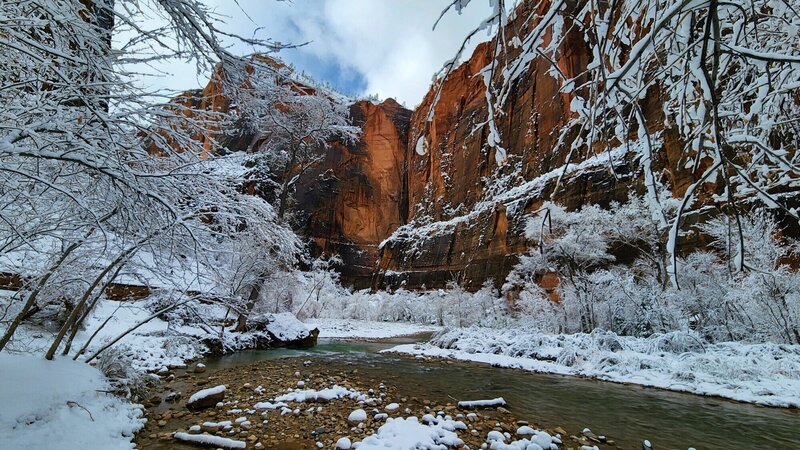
left=390, top=327, right=800, bottom=407
left=506, top=199, right=800, bottom=344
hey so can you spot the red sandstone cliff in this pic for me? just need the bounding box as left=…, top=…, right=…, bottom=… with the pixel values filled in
left=374, top=0, right=635, bottom=290
left=163, top=56, right=412, bottom=289
left=295, top=99, right=411, bottom=288
left=374, top=0, right=800, bottom=291
left=172, top=1, right=798, bottom=291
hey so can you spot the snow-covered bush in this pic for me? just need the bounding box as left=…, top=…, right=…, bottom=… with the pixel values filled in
left=507, top=198, right=800, bottom=344
left=254, top=267, right=512, bottom=328
left=95, top=348, right=159, bottom=400
left=413, top=326, right=800, bottom=406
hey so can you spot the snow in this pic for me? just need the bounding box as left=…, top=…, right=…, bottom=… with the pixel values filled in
left=353, top=416, right=464, bottom=449
left=516, top=426, right=535, bottom=435
left=380, top=143, right=631, bottom=251
left=348, top=408, right=367, bottom=422
left=335, top=437, right=352, bottom=449
left=305, top=318, right=441, bottom=339
left=457, top=398, right=506, bottom=408
left=386, top=328, right=800, bottom=407
left=253, top=401, right=288, bottom=410
left=266, top=312, right=311, bottom=342
left=173, top=432, right=246, bottom=449
left=1, top=294, right=314, bottom=374
left=415, top=136, right=428, bottom=156
left=385, top=402, right=400, bottom=411
left=188, top=385, right=226, bottom=404
left=275, top=386, right=368, bottom=403
left=0, top=353, right=144, bottom=450
left=486, top=428, right=556, bottom=450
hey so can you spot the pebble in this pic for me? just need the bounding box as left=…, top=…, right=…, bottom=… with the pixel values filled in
left=136, top=357, right=585, bottom=450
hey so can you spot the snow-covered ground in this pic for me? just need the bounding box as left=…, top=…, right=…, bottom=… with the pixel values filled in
left=0, top=353, right=145, bottom=450
left=2, top=294, right=314, bottom=373
left=305, top=318, right=441, bottom=339
left=386, top=328, right=800, bottom=408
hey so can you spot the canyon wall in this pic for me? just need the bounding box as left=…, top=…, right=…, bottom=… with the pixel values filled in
left=181, top=0, right=798, bottom=291
left=373, top=1, right=639, bottom=290
left=175, top=3, right=661, bottom=291
left=294, top=99, right=411, bottom=289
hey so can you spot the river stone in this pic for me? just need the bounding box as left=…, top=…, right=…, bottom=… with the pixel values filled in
left=582, top=429, right=601, bottom=443
left=186, top=386, right=226, bottom=411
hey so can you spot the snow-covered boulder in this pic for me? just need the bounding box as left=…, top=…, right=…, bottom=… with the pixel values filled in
left=457, top=397, right=507, bottom=409
left=173, top=432, right=245, bottom=449
left=348, top=409, right=367, bottom=422
left=246, top=312, right=319, bottom=348
left=187, top=385, right=226, bottom=411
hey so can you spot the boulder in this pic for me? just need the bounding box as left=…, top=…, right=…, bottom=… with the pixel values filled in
left=246, top=312, right=319, bottom=348
left=186, top=385, right=226, bottom=411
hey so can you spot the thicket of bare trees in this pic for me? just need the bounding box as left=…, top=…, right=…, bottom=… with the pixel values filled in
left=430, top=0, right=800, bottom=342
left=0, top=0, right=345, bottom=358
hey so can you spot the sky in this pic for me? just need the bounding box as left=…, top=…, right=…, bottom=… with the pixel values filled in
left=130, top=0, right=494, bottom=108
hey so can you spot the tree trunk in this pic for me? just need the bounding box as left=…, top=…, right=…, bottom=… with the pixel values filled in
left=277, top=141, right=298, bottom=220
left=61, top=261, right=126, bottom=356
left=0, top=240, right=84, bottom=353
left=45, top=247, right=136, bottom=360
left=235, top=280, right=262, bottom=332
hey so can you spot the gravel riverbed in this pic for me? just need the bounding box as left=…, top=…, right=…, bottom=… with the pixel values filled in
left=134, top=355, right=604, bottom=449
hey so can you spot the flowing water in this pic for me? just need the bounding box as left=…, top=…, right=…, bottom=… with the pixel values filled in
left=204, top=337, right=800, bottom=450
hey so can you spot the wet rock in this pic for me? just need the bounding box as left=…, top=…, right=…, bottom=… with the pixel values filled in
left=582, top=428, right=602, bottom=443
left=186, top=385, right=226, bottom=411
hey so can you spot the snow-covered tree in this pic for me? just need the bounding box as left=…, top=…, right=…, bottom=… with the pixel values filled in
left=440, top=0, right=800, bottom=284
left=230, top=60, right=359, bottom=220
left=0, top=0, right=301, bottom=356
left=509, top=198, right=800, bottom=343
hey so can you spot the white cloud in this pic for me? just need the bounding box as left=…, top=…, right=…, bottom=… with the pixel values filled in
left=127, top=0, right=495, bottom=107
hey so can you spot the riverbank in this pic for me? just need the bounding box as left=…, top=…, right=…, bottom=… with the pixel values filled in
left=387, top=327, right=800, bottom=408
left=0, top=353, right=145, bottom=450
left=304, top=318, right=441, bottom=339
left=134, top=355, right=595, bottom=450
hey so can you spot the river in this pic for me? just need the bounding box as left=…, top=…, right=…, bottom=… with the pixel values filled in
left=203, top=336, right=800, bottom=450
